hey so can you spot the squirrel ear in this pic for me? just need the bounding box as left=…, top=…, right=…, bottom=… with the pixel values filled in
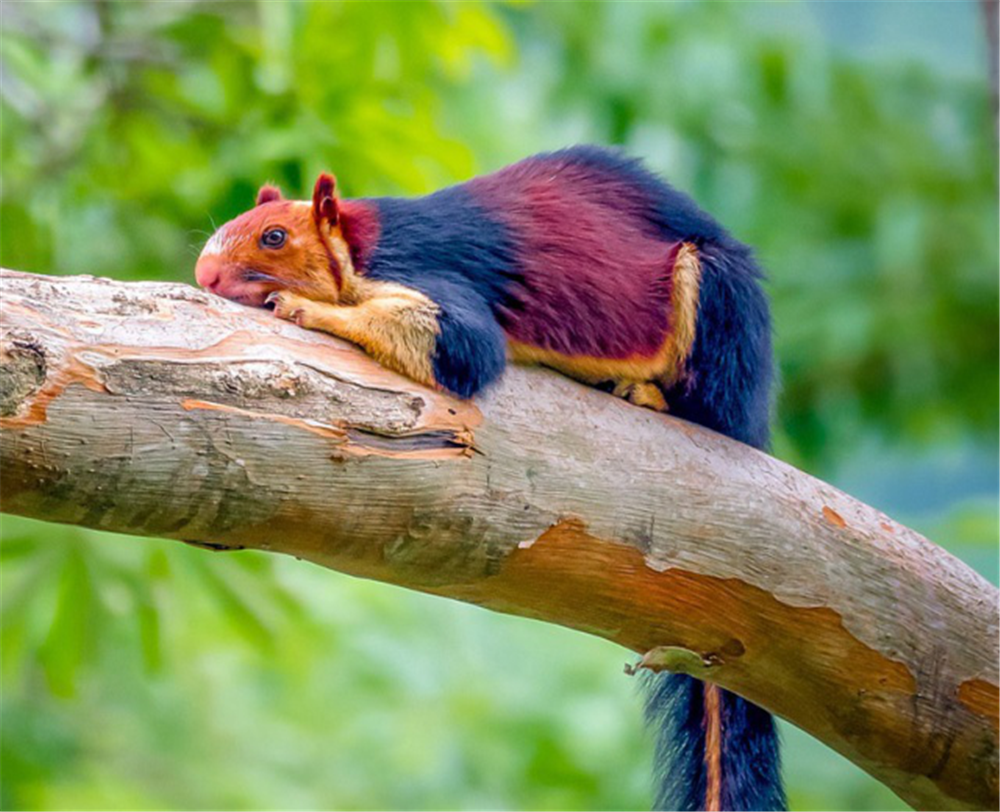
left=312, top=173, right=339, bottom=225
left=256, top=185, right=283, bottom=206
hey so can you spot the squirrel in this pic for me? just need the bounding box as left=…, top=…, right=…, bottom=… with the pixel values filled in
left=195, top=145, right=784, bottom=812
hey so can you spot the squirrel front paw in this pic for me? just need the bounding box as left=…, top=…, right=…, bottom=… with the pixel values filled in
left=266, top=290, right=312, bottom=327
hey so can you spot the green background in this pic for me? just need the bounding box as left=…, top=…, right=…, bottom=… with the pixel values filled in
left=2, top=2, right=997, bottom=810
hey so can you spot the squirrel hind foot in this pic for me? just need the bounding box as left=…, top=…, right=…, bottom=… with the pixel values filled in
left=612, top=381, right=668, bottom=412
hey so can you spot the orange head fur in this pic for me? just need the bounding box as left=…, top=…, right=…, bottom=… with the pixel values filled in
left=195, top=174, right=354, bottom=307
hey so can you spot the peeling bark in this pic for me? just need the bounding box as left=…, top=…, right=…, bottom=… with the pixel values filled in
left=0, top=268, right=997, bottom=811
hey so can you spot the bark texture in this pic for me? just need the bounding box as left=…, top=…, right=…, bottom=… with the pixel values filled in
left=1, top=268, right=997, bottom=811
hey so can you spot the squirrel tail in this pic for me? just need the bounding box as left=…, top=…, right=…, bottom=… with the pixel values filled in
left=643, top=672, right=786, bottom=811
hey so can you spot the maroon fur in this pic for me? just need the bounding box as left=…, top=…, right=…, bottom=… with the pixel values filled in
left=467, top=155, right=680, bottom=359
left=339, top=200, right=381, bottom=272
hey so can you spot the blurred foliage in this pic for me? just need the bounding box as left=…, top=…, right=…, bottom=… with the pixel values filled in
left=1, top=2, right=997, bottom=811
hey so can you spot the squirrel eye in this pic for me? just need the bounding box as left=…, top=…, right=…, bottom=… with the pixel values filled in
left=260, top=228, right=287, bottom=249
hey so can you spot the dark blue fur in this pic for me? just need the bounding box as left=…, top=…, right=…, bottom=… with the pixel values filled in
left=643, top=672, right=708, bottom=811
left=362, top=188, right=520, bottom=397
left=644, top=674, right=785, bottom=812
left=717, top=686, right=785, bottom=810
left=428, top=278, right=508, bottom=398
left=362, top=146, right=784, bottom=810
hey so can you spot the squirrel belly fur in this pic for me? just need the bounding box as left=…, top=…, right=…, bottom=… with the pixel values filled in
left=196, top=145, right=785, bottom=812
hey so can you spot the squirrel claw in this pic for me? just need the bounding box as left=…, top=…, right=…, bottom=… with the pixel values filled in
left=268, top=290, right=308, bottom=326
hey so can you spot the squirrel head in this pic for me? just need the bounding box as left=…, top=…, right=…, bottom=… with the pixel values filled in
left=195, top=173, right=354, bottom=307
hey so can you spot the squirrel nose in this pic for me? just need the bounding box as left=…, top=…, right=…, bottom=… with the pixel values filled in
left=195, top=256, right=222, bottom=290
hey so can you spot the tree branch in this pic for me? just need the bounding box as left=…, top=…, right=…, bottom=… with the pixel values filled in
left=1, top=268, right=996, bottom=811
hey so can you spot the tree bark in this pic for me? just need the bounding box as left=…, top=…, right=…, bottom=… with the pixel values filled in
left=1, top=268, right=996, bottom=811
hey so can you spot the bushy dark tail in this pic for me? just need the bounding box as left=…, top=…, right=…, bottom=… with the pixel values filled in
left=643, top=191, right=782, bottom=809
left=643, top=672, right=785, bottom=811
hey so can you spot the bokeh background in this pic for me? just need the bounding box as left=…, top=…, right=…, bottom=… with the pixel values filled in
left=1, top=2, right=997, bottom=810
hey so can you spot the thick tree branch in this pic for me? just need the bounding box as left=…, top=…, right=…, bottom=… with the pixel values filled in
left=1, top=268, right=996, bottom=811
